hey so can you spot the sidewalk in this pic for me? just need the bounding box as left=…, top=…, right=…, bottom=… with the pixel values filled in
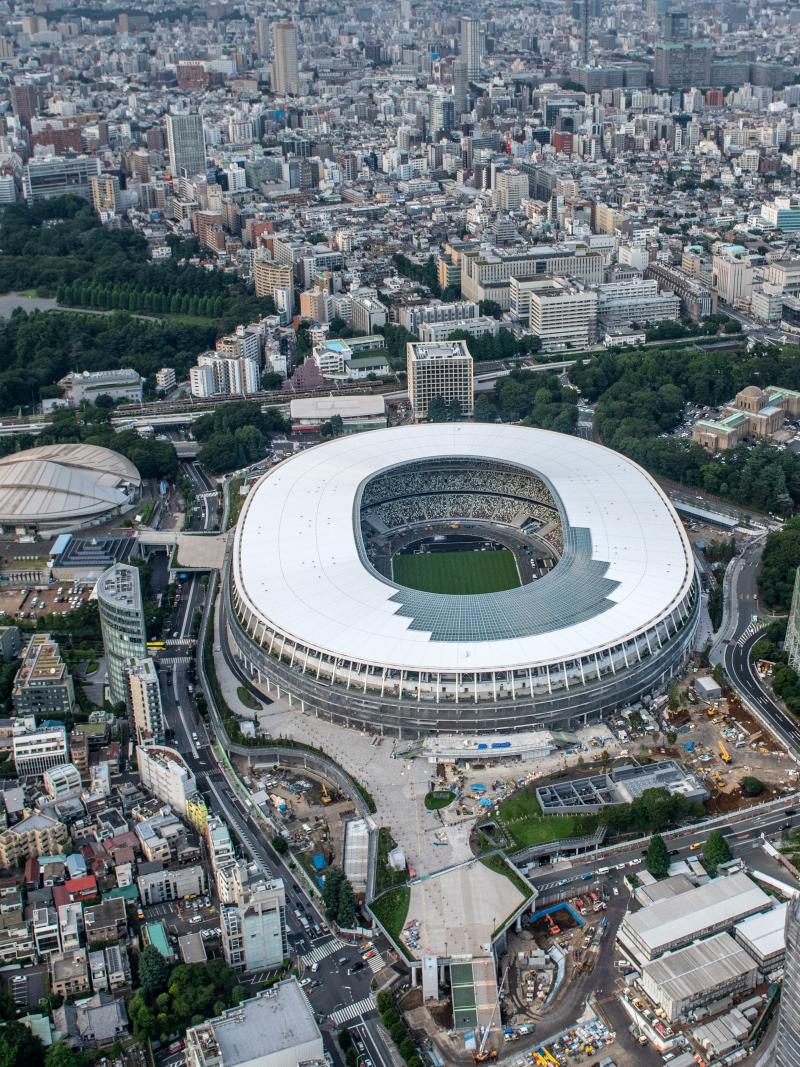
left=211, top=591, right=472, bottom=875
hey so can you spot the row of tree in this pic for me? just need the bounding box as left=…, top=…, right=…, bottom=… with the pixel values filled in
left=475, top=369, right=578, bottom=432
left=321, top=866, right=357, bottom=928
left=448, top=327, right=541, bottom=363
left=598, top=786, right=705, bottom=835
left=57, top=282, right=226, bottom=319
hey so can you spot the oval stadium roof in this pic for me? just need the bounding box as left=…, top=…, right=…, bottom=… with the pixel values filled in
left=233, top=424, right=694, bottom=675
left=0, top=443, right=141, bottom=527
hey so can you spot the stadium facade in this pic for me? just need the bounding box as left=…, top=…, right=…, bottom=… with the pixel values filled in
left=226, top=425, right=699, bottom=736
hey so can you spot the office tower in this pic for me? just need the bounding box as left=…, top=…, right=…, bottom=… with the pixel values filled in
left=255, top=15, right=270, bottom=57
left=96, top=564, right=147, bottom=706
left=661, top=9, right=689, bottom=40
left=580, top=0, right=590, bottom=65
left=460, top=16, right=481, bottom=79
left=430, top=95, right=455, bottom=134
left=774, top=895, right=800, bottom=1066
left=220, top=876, right=288, bottom=972
left=453, top=59, right=469, bottom=116
left=126, top=658, right=164, bottom=743
left=11, top=82, right=39, bottom=131
left=271, top=21, right=300, bottom=95
left=407, top=340, right=474, bottom=420
left=166, top=112, right=206, bottom=180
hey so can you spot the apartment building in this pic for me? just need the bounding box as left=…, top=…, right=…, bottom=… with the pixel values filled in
left=528, top=279, right=599, bottom=350
left=12, top=719, right=68, bottom=776
left=136, top=743, right=198, bottom=816
left=406, top=340, right=474, bottom=420
left=138, top=861, right=207, bottom=905
left=50, top=948, right=90, bottom=998
left=13, top=634, right=75, bottom=717
left=190, top=350, right=260, bottom=398
left=125, top=658, right=164, bottom=743
left=220, top=877, right=287, bottom=973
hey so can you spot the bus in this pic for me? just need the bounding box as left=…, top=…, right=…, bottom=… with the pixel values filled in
left=146, top=640, right=166, bottom=651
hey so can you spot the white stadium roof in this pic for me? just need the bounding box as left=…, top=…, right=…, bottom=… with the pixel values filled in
left=233, top=424, right=694, bottom=674
left=0, top=443, right=141, bottom=526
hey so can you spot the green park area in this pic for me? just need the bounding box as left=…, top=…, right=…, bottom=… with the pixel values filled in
left=392, top=548, right=520, bottom=595
left=496, top=787, right=598, bottom=849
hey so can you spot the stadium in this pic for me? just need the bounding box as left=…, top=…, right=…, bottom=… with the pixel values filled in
left=226, top=424, right=699, bottom=736
left=0, top=443, right=141, bottom=537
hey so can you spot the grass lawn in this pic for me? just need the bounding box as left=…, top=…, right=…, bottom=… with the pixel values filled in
left=236, top=686, right=261, bottom=711
left=392, top=548, right=520, bottom=595
left=424, top=790, right=456, bottom=810
left=371, top=886, right=411, bottom=949
left=226, top=477, right=246, bottom=531
left=496, top=787, right=598, bottom=849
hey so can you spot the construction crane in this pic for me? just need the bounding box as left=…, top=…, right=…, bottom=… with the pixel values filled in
left=718, top=740, right=732, bottom=764
left=473, top=963, right=510, bottom=1062
left=321, top=783, right=332, bottom=805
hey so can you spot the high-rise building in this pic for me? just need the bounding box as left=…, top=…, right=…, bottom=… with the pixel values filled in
left=460, top=16, right=482, bottom=79
left=255, top=15, right=270, bottom=57
left=126, top=658, right=164, bottom=743
left=96, top=564, right=147, bottom=706
left=430, top=95, right=455, bottom=134
left=528, top=278, right=599, bottom=350
left=653, top=41, right=712, bottom=89
left=407, top=340, right=474, bottom=420
left=453, top=59, right=469, bottom=117
left=660, top=9, right=690, bottom=41
left=136, top=743, right=198, bottom=816
left=190, top=350, right=261, bottom=398
left=220, top=876, right=288, bottom=972
left=166, top=112, right=206, bottom=180
left=579, top=0, right=590, bottom=65
left=774, top=895, right=800, bottom=1066
left=90, top=174, right=121, bottom=217
left=493, top=169, right=529, bottom=212
left=10, top=82, right=39, bottom=131
left=271, top=21, right=300, bottom=95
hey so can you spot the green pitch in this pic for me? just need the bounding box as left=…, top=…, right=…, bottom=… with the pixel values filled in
left=392, top=548, right=520, bottom=594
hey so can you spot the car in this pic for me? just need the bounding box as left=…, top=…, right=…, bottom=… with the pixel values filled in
left=337, top=956, right=349, bottom=966
left=349, top=961, right=365, bottom=973
left=786, top=809, right=796, bottom=816
left=669, top=850, right=679, bottom=856
left=612, top=886, right=619, bottom=896
left=189, top=915, right=202, bottom=925
left=311, top=963, right=319, bottom=973
left=689, top=842, right=702, bottom=851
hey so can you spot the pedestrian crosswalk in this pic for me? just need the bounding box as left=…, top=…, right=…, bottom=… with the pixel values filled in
left=738, top=619, right=766, bottom=647
left=302, top=937, right=345, bottom=966
left=367, top=951, right=385, bottom=973
left=329, top=995, right=376, bottom=1027
left=159, top=655, right=192, bottom=666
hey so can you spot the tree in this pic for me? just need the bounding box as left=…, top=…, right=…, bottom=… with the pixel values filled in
left=741, top=776, right=764, bottom=797
left=703, top=830, right=732, bottom=875
left=139, top=944, right=170, bottom=996
left=44, top=1045, right=81, bottom=1067
left=426, top=396, right=450, bottom=422
left=0, top=1020, right=45, bottom=1067
left=644, top=834, right=670, bottom=879
left=322, top=867, right=345, bottom=918
left=272, top=834, right=289, bottom=854
left=337, top=877, right=356, bottom=928
left=479, top=299, right=503, bottom=320
left=473, top=395, right=497, bottom=422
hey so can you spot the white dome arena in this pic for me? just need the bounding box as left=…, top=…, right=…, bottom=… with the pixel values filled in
left=226, top=424, right=699, bottom=736
left=0, top=443, right=142, bottom=535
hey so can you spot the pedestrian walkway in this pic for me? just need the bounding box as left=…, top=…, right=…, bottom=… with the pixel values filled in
left=329, top=995, right=376, bottom=1027
left=302, top=937, right=346, bottom=966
